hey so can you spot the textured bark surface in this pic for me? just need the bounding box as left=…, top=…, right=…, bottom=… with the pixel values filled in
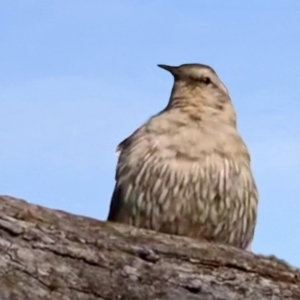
left=0, top=195, right=299, bottom=300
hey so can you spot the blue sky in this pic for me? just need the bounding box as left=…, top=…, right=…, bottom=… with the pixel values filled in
left=1, top=1, right=300, bottom=266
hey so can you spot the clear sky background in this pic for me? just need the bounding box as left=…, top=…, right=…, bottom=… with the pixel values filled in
left=1, top=1, right=299, bottom=267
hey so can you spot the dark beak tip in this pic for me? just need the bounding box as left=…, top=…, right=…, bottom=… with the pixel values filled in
left=157, top=64, right=169, bottom=69
left=157, top=64, right=177, bottom=75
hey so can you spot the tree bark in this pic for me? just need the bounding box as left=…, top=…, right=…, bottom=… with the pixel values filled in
left=0, top=195, right=299, bottom=300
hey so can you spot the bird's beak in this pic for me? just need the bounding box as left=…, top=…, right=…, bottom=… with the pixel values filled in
left=157, top=64, right=180, bottom=78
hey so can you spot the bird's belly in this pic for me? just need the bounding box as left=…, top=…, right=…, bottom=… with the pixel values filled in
left=121, top=160, right=257, bottom=249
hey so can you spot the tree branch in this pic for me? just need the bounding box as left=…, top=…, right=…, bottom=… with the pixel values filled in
left=0, top=195, right=299, bottom=300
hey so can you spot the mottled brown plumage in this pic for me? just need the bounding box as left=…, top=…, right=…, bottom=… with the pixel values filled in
left=107, top=63, right=258, bottom=250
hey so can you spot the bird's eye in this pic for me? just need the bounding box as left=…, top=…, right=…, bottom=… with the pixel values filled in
left=202, top=77, right=211, bottom=84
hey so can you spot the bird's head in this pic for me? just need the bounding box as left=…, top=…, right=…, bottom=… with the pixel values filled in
left=158, top=63, right=236, bottom=125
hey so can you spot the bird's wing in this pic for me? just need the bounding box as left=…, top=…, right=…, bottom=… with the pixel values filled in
left=109, top=132, right=137, bottom=221
left=114, top=128, right=141, bottom=158
left=107, top=182, right=123, bottom=221
left=109, top=141, right=128, bottom=221
left=114, top=137, right=129, bottom=158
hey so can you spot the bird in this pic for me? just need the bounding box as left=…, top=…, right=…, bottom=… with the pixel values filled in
left=107, top=63, right=258, bottom=250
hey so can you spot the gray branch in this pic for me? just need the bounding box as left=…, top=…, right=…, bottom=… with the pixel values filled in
left=0, top=195, right=299, bottom=300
